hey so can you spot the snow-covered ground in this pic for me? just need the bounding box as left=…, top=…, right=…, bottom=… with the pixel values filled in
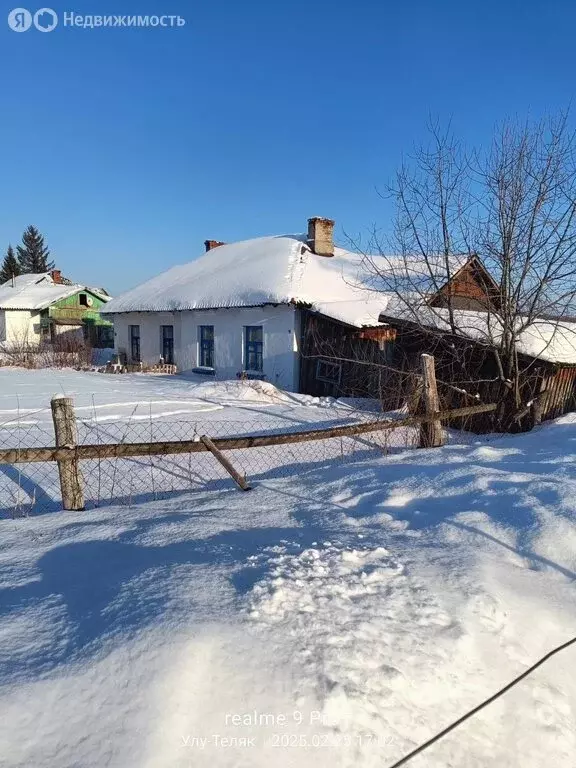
left=1, top=370, right=576, bottom=767
left=0, top=368, right=381, bottom=431
left=0, top=369, right=408, bottom=516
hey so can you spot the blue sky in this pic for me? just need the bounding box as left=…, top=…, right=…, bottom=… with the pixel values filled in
left=1, top=0, right=575, bottom=294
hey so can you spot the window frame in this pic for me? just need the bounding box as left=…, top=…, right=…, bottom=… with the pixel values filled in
left=198, top=325, right=215, bottom=368
left=315, top=359, right=341, bottom=384
left=160, top=324, right=174, bottom=365
left=244, top=325, right=264, bottom=372
left=129, top=324, right=140, bottom=363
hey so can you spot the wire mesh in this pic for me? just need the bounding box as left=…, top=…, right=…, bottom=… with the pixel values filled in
left=0, top=400, right=482, bottom=519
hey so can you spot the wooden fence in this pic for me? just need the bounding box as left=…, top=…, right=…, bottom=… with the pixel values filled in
left=0, top=398, right=497, bottom=511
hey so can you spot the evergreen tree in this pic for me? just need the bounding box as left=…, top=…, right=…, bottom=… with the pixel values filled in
left=16, top=225, right=54, bottom=273
left=0, top=245, right=21, bottom=284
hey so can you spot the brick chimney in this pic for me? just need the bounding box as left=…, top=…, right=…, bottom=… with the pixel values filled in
left=204, top=240, right=226, bottom=252
left=50, top=269, right=62, bottom=284
left=307, top=217, right=334, bottom=257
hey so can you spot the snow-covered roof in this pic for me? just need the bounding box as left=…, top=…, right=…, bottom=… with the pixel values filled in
left=0, top=273, right=111, bottom=311
left=379, top=299, right=576, bottom=365
left=103, top=235, right=407, bottom=327
left=311, top=298, right=385, bottom=328
left=519, top=321, right=576, bottom=364
left=361, top=253, right=472, bottom=295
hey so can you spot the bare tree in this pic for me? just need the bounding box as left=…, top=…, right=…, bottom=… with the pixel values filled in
left=359, top=113, right=576, bottom=428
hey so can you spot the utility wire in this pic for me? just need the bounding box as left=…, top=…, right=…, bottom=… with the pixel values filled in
left=386, top=634, right=576, bottom=768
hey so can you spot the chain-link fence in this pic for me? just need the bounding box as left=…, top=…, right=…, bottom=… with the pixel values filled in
left=0, top=401, right=495, bottom=519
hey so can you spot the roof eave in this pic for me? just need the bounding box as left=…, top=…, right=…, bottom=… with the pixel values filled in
left=101, top=300, right=294, bottom=315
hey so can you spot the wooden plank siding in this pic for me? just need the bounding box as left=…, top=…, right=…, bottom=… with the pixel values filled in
left=541, top=367, right=576, bottom=421
left=298, top=309, right=576, bottom=431
left=429, top=258, right=502, bottom=312
left=298, top=310, right=400, bottom=402
left=383, top=319, right=576, bottom=430
left=297, top=251, right=576, bottom=431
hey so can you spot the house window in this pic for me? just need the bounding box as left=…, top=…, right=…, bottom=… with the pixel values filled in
left=96, top=325, right=114, bottom=348
left=316, top=359, right=341, bottom=384
left=129, top=325, right=140, bottom=362
left=244, top=326, right=263, bottom=372
left=79, top=293, right=88, bottom=307
left=199, top=325, right=214, bottom=368
left=161, top=325, right=174, bottom=364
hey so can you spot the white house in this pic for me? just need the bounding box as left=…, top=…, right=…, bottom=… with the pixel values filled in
left=0, top=271, right=112, bottom=347
left=103, top=217, right=389, bottom=391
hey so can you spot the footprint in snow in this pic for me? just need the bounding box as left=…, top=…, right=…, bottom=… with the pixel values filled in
left=468, top=592, right=507, bottom=634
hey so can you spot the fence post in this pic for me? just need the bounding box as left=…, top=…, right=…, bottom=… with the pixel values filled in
left=200, top=435, right=251, bottom=491
left=420, top=354, right=445, bottom=448
left=51, top=395, right=85, bottom=510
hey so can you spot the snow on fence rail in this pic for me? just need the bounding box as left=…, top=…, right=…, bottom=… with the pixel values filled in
left=0, top=399, right=496, bottom=518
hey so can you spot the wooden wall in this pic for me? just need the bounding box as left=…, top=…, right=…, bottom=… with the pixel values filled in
left=540, top=367, right=576, bottom=421
left=429, top=259, right=501, bottom=312
left=299, top=310, right=576, bottom=431
left=298, top=311, right=399, bottom=402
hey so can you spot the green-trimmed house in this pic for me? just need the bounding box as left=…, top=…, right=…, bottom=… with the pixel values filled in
left=0, top=270, right=113, bottom=348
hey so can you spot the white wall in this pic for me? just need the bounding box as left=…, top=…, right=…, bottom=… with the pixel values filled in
left=111, top=305, right=300, bottom=391
left=1, top=310, right=41, bottom=345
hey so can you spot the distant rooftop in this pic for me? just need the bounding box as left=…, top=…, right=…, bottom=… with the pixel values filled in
left=0, top=273, right=111, bottom=311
